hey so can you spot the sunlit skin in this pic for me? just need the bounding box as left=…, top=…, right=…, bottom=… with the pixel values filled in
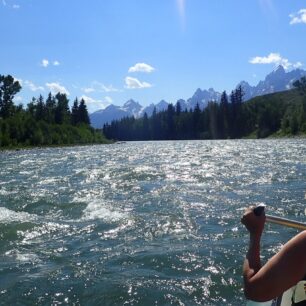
left=241, top=207, right=306, bottom=302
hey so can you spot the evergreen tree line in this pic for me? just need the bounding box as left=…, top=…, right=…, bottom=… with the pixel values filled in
left=0, top=74, right=107, bottom=147
left=26, top=93, right=90, bottom=126
left=103, top=82, right=306, bottom=141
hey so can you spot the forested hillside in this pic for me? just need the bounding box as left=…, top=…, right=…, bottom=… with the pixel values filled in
left=103, top=80, right=306, bottom=141
left=0, top=74, right=108, bottom=148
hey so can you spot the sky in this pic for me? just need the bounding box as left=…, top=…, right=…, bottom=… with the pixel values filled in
left=0, top=0, right=306, bottom=113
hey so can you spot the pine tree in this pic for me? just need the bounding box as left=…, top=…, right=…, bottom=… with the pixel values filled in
left=192, top=102, right=201, bottom=138
left=220, top=91, right=229, bottom=138
left=45, top=92, right=56, bottom=124
left=176, top=101, right=181, bottom=116
left=293, top=76, right=306, bottom=94
left=152, top=107, right=160, bottom=140
left=142, top=112, right=150, bottom=140
left=36, top=95, right=45, bottom=121
left=235, top=85, right=244, bottom=104
left=167, top=104, right=175, bottom=139
left=0, top=75, right=21, bottom=118
left=55, top=93, right=70, bottom=124
left=78, top=98, right=90, bottom=125
left=71, top=98, right=79, bottom=125
left=27, top=97, right=37, bottom=117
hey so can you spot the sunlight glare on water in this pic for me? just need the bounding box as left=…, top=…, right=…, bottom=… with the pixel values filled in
left=0, top=139, right=305, bottom=305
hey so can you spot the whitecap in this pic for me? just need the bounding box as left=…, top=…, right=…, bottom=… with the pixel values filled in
left=82, top=200, right=128, bottom=222
left=19, top=222, right=70, bottom=243
left=5, top=249, right=41, bottom=263
left=0, top=207, right=37, bottom=223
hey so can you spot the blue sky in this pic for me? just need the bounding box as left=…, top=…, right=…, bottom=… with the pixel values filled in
left=1, top=0, right=306, bottom=113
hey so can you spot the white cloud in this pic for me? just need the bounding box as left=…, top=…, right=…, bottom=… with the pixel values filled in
left=13, top=77, right=23, bottom=86
left=128, top=63, right=155, bottom=73
left=82, top=82, right=119, bottom=93
left=41, top=59, right=60, bottom=67
left=41, top=59, right=49, bottom=67
left=80, top=95, right=112, bottom=112
left=83, top=87, right=95, bottom=93
left=46, top=82, right=69, bottom=95
left=293, top=61, right=303, bottom=69
left=100, top=84, right=119, bottom=92
left=2, top=1, right=21, bottom=9
left=290, top=9, right=306, bottom=25
left=104, top=96, right=113, bottom=104
left=14, top=96, right=23, bottom=103
left=24, top=80, right=44, bottom=92
left=125, top=77, right=152, bottom=89
left=250, top=53, right=282, bottom=64
left=249, top=53, right=303, bottom=70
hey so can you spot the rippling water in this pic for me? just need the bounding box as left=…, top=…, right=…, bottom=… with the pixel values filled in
left=0, top=140, right=305, bottom=305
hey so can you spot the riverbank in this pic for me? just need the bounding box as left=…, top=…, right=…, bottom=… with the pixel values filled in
left=0, top=140, right=113, bottom=152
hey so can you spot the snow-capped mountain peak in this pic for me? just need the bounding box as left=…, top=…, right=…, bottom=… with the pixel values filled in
left=240, top=65, right=306, bottom=100
left=272, top=64, right=286, bottom=74
left=123, top=99, right=141, bottom=108
left=122, top=99, right=142, bottom=117
left=89, top=65, right=306, bottom=128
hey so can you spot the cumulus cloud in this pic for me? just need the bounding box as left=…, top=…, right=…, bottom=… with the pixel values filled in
left=80, top=95, right=112, bottom=112
left=53, top=60, right=60, bottom=66
left=12, top=4, right=20, bottom=9
left=290, top=9, right=306, bottom=25
left=125, top=77, right=152, bottom=89
left=46, top=82, right=69, bottom=95
left=24, top=80, right=44, bottom=92
left=41, top=59, right=49, bottom=67
left=128, top=63, right=155, bottom=73
left=249, top=53, right=303, bottom=70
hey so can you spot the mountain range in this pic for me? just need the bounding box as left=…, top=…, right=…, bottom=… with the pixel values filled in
left=90, top=65, right=306, bottom=129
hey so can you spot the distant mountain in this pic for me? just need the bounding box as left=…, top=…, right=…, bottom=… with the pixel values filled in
left=90, top=104, right=128, bottom=129
left=138, top=103, right=155, bottom=117
left=139, top=100, right=170, bottom=117
left=175, top=99, right=188, bottom=110
left=90, top=99, right=170, bottom=128
left=121, top=99, right=142, bottom=117
left=187, top=88, right=221, bottom=109
left=238, top=65, right=306, bottom=101
left=90, top=65, right=306, bottom=128
left=90, top=99, right=142, bottom=128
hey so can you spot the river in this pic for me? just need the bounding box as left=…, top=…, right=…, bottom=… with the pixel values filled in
left=0, top=140, right=305, bottom=305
